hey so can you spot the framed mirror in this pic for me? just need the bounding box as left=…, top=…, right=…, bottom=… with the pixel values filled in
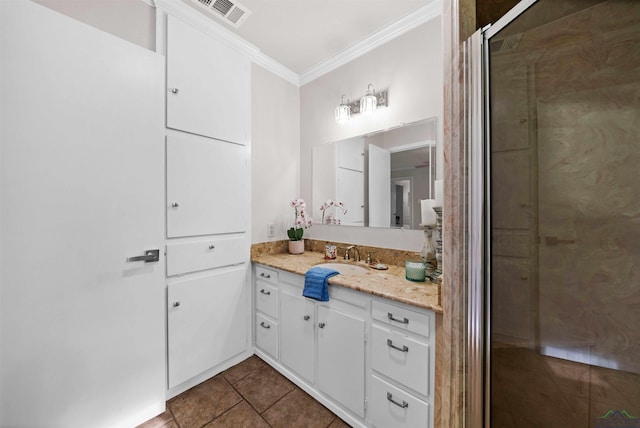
left=312, top=117, right=437, bottom=230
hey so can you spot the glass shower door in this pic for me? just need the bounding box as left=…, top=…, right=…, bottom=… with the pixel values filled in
left=487, top=0, right=640, bottom=426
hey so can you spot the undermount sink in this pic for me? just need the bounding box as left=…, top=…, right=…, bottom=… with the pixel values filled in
left=316, top=262, right=369, bottom=275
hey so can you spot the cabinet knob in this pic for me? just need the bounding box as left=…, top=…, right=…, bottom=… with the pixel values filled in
left=304, top=315, right=310, bottom=321
left=318, top=322, right=325, bottom=328
left=169, top=88, right=179, bottom=94
left=171, top=202, right=179, bottom=208
left=172, top=301, right=180, bottom=307
left=208, top=244, right=215, bottom=250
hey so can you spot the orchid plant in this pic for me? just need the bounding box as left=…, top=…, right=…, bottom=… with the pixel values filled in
left=287, top=198, right=312, bottom=241
left=320, top=200, right=348, bottom=225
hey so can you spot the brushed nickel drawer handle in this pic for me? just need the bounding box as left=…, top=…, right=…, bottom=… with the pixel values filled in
left=387, top=392, right=408, bottom=408
left=388, top=312, right=409, bottom=324
left=318, top=322, right=325, bottom=329
left=304, top=315, right=310, bottom=321
left=259, top=289, right=271, bottom=296
left=260, top=273, right=271, bottom=279
left=387, top=339, right=409, bottom=353
left=260, top=321, right=270, bottom=329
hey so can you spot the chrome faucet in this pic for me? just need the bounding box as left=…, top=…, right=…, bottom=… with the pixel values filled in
left=345, top=245, right=361, bottom=262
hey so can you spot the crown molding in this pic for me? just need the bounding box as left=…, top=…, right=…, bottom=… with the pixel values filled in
left=152, top=0, right=299, bottom=86
left=152, top=0, right=441, bottom=88
left=299, top=0, right=442, bottom=86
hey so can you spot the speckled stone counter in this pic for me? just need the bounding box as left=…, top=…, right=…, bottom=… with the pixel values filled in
left=251, top=250, right=442, bottom=313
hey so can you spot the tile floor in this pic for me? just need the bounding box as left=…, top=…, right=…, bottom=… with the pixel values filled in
left=138, top=355, right=351, bottom=428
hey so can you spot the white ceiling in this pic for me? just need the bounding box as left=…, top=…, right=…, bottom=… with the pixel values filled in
left=181, top=0, right=436, bottom=76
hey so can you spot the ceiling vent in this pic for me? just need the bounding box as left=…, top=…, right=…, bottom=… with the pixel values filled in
left=191, top=0, right=251, bottom=28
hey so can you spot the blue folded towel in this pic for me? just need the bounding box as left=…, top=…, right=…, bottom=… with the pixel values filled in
left=303, top=267, right=339, bottom=302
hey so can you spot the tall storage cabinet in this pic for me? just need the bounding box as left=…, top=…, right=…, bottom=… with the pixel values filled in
left=155, top=5, right=252, bottom=396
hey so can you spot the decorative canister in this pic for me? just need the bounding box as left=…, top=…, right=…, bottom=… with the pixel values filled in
left=325, top=244, right=337, bottom=259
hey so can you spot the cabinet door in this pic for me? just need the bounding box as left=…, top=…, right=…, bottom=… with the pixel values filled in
left=167, top=266, right=248, bottom=388
left=317, top=305, right=365, bottom=418
left=166, top=15, right=249, bottom=144
left=167, top=135, right=248, bottom=237
left=280, top=291, right=315, bottom=383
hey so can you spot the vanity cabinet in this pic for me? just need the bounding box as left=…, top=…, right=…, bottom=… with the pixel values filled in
left=253, top=264, right=435, bottom=428
left=368, top=300, right=434, bottom=428
left=255, top=266, right=279, bottom=359
left=166, top=15, right=249, bottom=144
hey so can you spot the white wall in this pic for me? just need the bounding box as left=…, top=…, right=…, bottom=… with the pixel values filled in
left=251, top=64, right=301, bottom=243
left=32, top=0, right=155, bottom=51
left=300, top=18, right=443, bottom=250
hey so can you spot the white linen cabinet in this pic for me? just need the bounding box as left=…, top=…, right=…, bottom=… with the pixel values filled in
left=156, top=9, right=252, bottom=395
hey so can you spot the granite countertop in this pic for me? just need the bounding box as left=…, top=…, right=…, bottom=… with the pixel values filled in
left=252, top=251, right=442, bottom=313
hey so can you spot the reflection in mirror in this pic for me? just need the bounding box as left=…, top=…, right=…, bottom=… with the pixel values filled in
left=312, top=118, right=436, bottom=230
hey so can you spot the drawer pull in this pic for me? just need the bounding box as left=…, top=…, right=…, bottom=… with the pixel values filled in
left=387, top=392, right=409, bottom=409
left=260, top=273, right=271, bottom=279
left=304, top=315, right=310, bottom=321
left=260, top=321, right=271, bottom=329
left=387, top=339, right=409, bottom=353
left=259, top=289, right=271, bottom=296
left=318, top=322, right=325, bottom=329
left=388, top=312, right=409, bottom=325
left=208, top=244, right=215, bottom=250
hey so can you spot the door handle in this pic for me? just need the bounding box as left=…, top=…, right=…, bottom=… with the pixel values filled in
left=127, top=249, right=160, bottom=263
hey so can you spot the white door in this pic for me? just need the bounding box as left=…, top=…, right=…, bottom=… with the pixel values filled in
left=369, top=144, right=391, bottom=227
left=0, top=3, right=165, bottom=427
left=167, top=134, right=248, bottom=237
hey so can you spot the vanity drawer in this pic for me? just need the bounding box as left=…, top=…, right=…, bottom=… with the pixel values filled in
left=372, top=300, right=431, bottom=338
left=255, top=313, right=278, bottom=359
left=371, top=324, right=429, bottom=397
left=255, top=283, right=278, bottom=319
left=167, top=236, right=246, bottom=276
left=369, top=375, right=430, bottom=428
left=255, top=266, right=278, bottom=285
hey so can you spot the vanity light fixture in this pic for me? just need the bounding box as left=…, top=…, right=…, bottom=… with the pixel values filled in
left=335, top=85, right=388, bottom=124
left=360, top=83, right=377, bottom=115
left=334, top=95, right=351, bottom=124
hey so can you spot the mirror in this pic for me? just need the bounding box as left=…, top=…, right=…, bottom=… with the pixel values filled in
left=312, top=118, right=437, bottom=230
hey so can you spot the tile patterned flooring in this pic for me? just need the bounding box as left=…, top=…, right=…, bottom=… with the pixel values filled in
left=138, top=355, right=351, bottom=428
left=491, top=345, right=640, bottom=428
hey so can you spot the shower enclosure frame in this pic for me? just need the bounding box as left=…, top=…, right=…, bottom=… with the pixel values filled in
left=465, top=0, right=539, bottom=426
